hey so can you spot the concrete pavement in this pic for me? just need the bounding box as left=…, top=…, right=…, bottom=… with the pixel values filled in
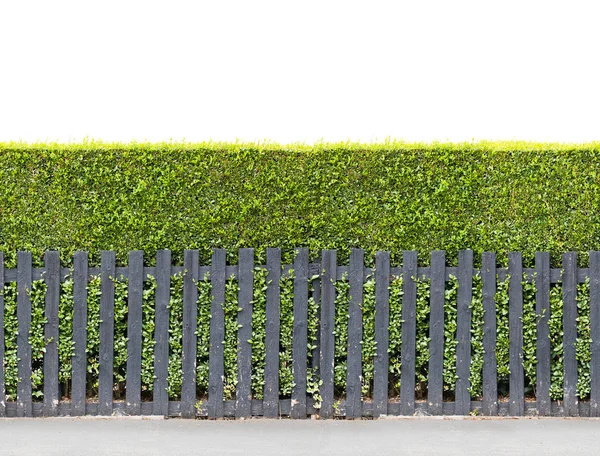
left=0, top=417, right=598, bottom=455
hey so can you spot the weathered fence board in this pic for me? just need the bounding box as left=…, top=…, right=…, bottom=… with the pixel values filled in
left=373, top=251, right=390, bottom=418
left=182, top=249, right=199, bottom=419
left=320, top=250, right=336, bottom=419
left=346, top=249, right=364, bottom=419
left=71, top=251, right=88, bottom=416
left=455, top=250, right=473, bottom=416
left=43, top=251, right=60, bottom=417
left=235, top=248, right=253, bottom=419
left=208, top=249, right=226, bottom=419
left=264, top=248, right=281, bottom=418
left=428, top=250, right=445, bottom=415
left=291, top=248, right=309, bottom=419
left=563, top=252, right=579, bottom=417
left=153, top=250, right=171, bottom=417
left=535, top=252, right=551, bottom=416
left=508, top=251, right=524, bottom=416
left=400, top=251, right=418, bottom=416
left=17, top=251, right=32, bottom=417
left=126, top=250, right=144, bottom=416
left=482, top=252, right=498, bottom=416
left=99, top=250, right=116, bottom=416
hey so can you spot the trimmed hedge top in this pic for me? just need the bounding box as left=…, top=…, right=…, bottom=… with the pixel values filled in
left=1, top=140, right=600, bottom=266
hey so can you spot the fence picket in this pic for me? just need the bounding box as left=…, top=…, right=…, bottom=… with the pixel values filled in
left=208, top=249, right=226, bottom=419
left=182, top=249, right=199, bottom=418
left=0, top=253, right=4, bottom=417
left=236, top=248, right=253, bottom=419
left=535, top=252, right=551, bottom=416
left=320, top=250, right=336, bottom=418
left=400, top=251, right=418, bottom=416
left=482, top=252, right=498, bottom=416
left=373, top=251, right=390, bottom=418
left=17, top=251, right=32, bottom=417
left=264, top=248, right=281, bottom=418
left=71, top=251, right=88, bottom=416
left=43, top=251, right=60, bottom=416
left=99, top=250, right=116, bottom=416
left=346, top=249, right=364, bottom=419
left=508, top=252, right=524, bottom=416
left=563, top=252, right=579, bottom=416
left=428, top=250, right=445, bottom=415
left=126, top=250, right=144, bottom=416
left=291, top=248, right=309, bottom=419
left=456, top=250, right=473, bottom=415
left=153, top=250, right=171, bottom=416
left=590, top=251, right=600, bottom=417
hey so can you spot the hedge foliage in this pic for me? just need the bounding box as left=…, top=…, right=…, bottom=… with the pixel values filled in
left=1, top=140, right=600, bottom=267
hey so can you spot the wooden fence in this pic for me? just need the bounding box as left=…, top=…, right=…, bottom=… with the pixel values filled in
left=1, top=248, right=599, bottom=418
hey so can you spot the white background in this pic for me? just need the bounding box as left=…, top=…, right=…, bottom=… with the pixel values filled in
left=1, top=0, right=598, bottom=144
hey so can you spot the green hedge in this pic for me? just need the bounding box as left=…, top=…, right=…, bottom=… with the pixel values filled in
left=1, top=140, right=600, bottom=267
left=1, top=140, right=599, bottom=405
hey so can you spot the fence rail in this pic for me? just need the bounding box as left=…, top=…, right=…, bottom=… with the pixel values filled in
left=0, top=248, right=599, bottom=418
